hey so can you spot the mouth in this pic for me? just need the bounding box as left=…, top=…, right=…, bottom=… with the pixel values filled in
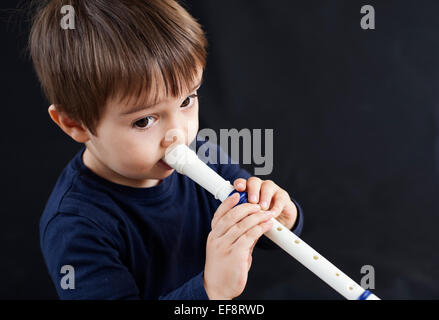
left=158, top=159, right=173, bottom=170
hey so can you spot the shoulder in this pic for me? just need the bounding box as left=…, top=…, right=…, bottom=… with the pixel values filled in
left=40, top=186, right=125, bottom=251
left=40, top=161, right=124, bottom=253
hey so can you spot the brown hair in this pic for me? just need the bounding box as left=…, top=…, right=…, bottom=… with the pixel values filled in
left=29, top=0, right=207, bottom=136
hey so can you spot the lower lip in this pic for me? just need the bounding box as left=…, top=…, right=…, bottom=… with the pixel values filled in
left=158, top=159, right=173, bottom=170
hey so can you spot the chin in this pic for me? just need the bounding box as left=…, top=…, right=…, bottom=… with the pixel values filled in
left=154, top=165, right=174, bottom=177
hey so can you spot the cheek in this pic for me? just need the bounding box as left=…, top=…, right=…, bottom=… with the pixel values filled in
left=188, top=120, right=199, bottom=142
left=99, top=128, right=153, bottom=168
left=124, top=131, right=166, bottom=169
left=187, top=105, right=199, bottom=141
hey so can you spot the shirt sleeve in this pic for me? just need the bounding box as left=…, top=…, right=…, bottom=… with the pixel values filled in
left=41, top=212, right=210, bottom=300
left=158, top=271, right=209, bottom=300
left=41, top=212, right=141, bottom=299
left=202, top=141, right=305, bottom=250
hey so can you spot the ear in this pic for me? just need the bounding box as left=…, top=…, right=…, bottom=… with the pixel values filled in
left=48, top=105, right=91, bottom=143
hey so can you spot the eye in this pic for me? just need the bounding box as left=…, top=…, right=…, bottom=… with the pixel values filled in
left=131, top=94, right=198, bottom=131
left=181, top=94, right=198, bottom=109
left=133, top=115, right=156, bottom=130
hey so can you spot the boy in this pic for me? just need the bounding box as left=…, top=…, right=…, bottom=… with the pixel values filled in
left=31, top=0, right=303, bottom=299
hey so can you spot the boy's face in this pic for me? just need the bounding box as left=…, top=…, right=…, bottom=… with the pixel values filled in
left=83, top=69, right=203, bottom=188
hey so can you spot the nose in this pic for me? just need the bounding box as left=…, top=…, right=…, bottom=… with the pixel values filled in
left=160, top=114, right=187, bottom=150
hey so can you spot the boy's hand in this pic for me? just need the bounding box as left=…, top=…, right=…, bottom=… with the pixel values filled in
left=204, top=193, right=273, bottom=300
left=233, top=177, right=297, bottom=230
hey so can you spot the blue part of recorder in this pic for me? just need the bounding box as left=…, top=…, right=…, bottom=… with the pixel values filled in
left=358, top=290, right=372, bottom=300
left=228, top=190, right=248, bottom=206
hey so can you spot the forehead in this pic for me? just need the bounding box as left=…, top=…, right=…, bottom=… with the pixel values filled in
left=110, top=67, right=204, bottom=115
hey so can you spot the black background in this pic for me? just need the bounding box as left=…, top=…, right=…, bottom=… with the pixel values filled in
left=0, top=0, right=438, bottom=299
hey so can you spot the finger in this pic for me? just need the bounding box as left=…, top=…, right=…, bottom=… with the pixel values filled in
left=269, top=190, right=290, bottom=218
left=247, top=239, right=258, bottom=271
left=285, top=201, right=298, bottom=222
left=246, top=177, right=263, bottom=204
left=221, top=210, right=273, bottom=246
left=211, top=192, right=240, bottom=229
left=258, top=180, right=278, bottom=210
left=277, top=201, right=298, bottom=229
left=249, top=237, right=258, bottom=257
left=233, top=219, right=274, bottom=251
left=247, top=254, right=252, bottom=272
left=233, top=178, right=247, bottom=192
left=211, top=202, right=261, bottom=238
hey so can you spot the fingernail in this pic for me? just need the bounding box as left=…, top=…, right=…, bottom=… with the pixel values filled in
left=237, top=183, right=244, bottom=189
left=260, top=201, right=268, bottom=209
left=249, top=195, right=257, bottom=202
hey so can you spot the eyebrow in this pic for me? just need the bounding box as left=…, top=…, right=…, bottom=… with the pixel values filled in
left=120, top=79, right=203, bottom=116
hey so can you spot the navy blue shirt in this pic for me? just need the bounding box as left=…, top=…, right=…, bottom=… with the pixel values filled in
left=40, top=141, right=303, bottom=299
